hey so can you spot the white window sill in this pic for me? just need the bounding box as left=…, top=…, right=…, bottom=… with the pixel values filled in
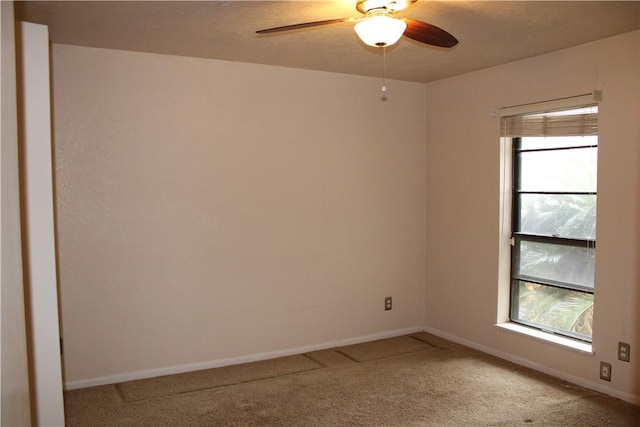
left=496, top=322, right=593, bottom=355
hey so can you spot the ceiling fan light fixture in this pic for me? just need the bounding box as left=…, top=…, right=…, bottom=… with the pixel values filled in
left=354, top=12, right=407, bottom=48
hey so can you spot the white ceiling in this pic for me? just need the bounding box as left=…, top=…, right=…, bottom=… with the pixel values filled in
left=15, top=1, right=640, bottom=83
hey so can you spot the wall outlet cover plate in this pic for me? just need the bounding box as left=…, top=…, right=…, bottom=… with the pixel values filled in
left=600, top=361, right=612, bottom=381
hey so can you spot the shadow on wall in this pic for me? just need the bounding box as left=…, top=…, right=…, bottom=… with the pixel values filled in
left=635, top=277, right=640, bottom=399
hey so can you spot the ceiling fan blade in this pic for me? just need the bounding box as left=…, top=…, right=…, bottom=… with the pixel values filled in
left=256, top=18, right=350, bottom=35
left=401, top=18, right=458, bottom=48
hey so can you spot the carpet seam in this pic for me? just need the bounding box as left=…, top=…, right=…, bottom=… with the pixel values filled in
left=115, top=366, right=326, bottom=403
left=409, top=334, right=440, bottom=348
left=112, top=384, right=126, bottom=404
left=337, top=346, right=441, bottom=364
left=301, top=352, right=328, bottom=368
left=110, top=339, right=439, bottom=403
left=335, top=350, right=360, bottom=363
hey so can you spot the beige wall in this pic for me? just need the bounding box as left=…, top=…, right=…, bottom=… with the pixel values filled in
left=52, top=45, right=427, bottom=385
left=1, top=2, right=32, bottom=425
left=424, top=30, right=639, bottom=401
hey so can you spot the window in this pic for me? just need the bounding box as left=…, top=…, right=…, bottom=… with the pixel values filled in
left=504, top=103, right=598, bottom=342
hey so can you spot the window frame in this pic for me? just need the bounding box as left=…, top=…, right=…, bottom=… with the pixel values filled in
left=509, top=131, right=597, bottom=343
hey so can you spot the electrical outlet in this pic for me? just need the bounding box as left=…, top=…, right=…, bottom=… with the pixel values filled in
left=385, top=296, right=392, bottom=311
left=618, top=342, right=631, bottom=362
left=600, top=361, right=612, bottom=381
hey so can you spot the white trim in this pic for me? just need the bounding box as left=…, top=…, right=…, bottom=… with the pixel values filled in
left=64, top=326, right=424, bottom=390
left=496, top=322, right=593, bottom=354
left=422, top=326, right=640, bottom=407
left=499, top=90, right=602, bottom=117
left=19, top=22, right=66, bottom=426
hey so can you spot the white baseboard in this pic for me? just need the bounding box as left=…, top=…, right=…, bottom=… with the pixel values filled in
left=64, top=326, right=424, bottom=390
left=421, top=325, right=640, bottom=407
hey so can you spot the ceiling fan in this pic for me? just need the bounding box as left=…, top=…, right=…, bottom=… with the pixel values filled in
left=256, top=0, right=458, bottom=49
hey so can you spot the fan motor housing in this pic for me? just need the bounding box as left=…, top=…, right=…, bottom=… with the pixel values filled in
left=356, top=0, right=417, bottom=14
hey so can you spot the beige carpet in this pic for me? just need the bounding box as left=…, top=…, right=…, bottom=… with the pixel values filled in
left=64, top=332, right=640, bottom=426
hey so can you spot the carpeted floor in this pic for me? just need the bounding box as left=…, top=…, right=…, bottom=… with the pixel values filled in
left=64, top=332, right=640, bottom=426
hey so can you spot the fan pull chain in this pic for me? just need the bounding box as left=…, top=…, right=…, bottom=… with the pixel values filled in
left=380, top=46, right=388, bottom=101
left=381, top=46, right=387, bottom=94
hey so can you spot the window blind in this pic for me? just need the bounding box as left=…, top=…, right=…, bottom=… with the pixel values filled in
left=500, top=91, right=601, bottom=137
